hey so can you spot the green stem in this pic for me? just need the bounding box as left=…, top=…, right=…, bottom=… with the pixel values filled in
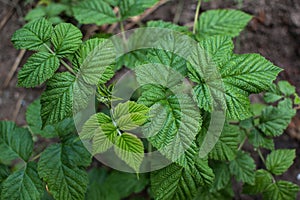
left=43, top=43, right=76, bottom=75
left=257, top=148, right=266, bottom=165
left=238, top=137, right=247, bottom=151
left=193, top=0, right=202, bottom=34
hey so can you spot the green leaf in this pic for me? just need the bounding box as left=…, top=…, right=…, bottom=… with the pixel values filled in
left=119, top=0, right=159, bottom=20
left=193, top=185, right=234, bottom=200
left=264, top=92, right=283, bottom=103
left=210, top=161, right=231, bottom=191
left=147, top=20, right=190, bottom=34
left=38, top=141, right=90, bottom=200
left=243, top=169, right=273, bottom=194
left=151, top=159, right=214, bottom=200
left=112, top=101, right=149, bottom=131
left=258, top=99, right=296, bottom=137
left=229, top=151, right=255, bottom=184
left=266, top=149, right=296, bottom=175
left=24, top=7, right=46, bottom=21
left=248, top=129, right=274, bottom=150
left=0, top=121, right=33, bottom=162
left=278, top=81, right=295, bottom=96
left=72, top=0, right=117, bottom=26
left=114, top=133, right=144, bottom=172
left=18, top=52, right=60, bottom=87
left=11, top=18, right=53, bottom=50
left=41, top=72, right=75, bottom=126
left=263, top=181, right=299, bottom=200
left=196, top=9, right=252, bottom=39
left=207, top=124, right=240, bottom=161
left=80, top=113, right=117, bottom=154
left=0, top=164, right=9, bottom=183
left=51, top=23, right=82, bottom=56
left=1, top=162, right=44, bottom=200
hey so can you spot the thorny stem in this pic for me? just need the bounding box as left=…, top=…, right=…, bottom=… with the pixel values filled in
left=193, top=0, right=202, bottom=34
left=43, top=43, right=76, bottom=75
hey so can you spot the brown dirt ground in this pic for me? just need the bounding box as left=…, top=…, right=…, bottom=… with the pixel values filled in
left=0, top=0, right=299, bottom=199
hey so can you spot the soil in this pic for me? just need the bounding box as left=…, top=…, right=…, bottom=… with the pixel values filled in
left=0, top=0, right=299, bottom=199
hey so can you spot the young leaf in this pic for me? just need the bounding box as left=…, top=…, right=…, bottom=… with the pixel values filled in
left=278, top=81, right=295, bottom=96
left=151, top=159, right=214, bottom=200
left=112, top=101, right=149, bottom=131
left=196, top=9, right=252, bottom=39
left=263, top=181, right=300, bottom=200
left=0, top=121, right=33, bottom=162
left=243, top=169, right=273, bottom=194
left=119, top=0, right=159, bottom=20
left=41, top=72, right=75, bottom=126
left=1, top=162, right=44, bottom=200
left=11, top=18, right=53, bottom=50
left=18, top=52, right=60, bottom=87
left=248, top=129, right=274, bottom=150
left=114, top=133, right=144, bottom=172
left=38, top=142, right=89, bottom=200
left=229, top=151, right=256, bottom=184
left=258, top=99, right=296, bottom=137
left=266, top=149, right=296, bottom=175
left=51, top=23, right=82, bottom=56
left=80, top=113, right=117, bottom=154
left=72, top=0, right=117, bottom=26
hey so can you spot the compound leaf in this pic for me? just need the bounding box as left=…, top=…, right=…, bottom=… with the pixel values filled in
left=51, top=23, right=82, bottom=56
left=41, top=72, right=75, bottom=126
left=266, top=149, right=296, bottom=175
left=11, top=18, right=53, bottom=50
left=18, top=52, right=60, bottom=87
left=114, top=133, right=144, bottom=172
left=119, top=0, right=159, bottom=20
left=197, top=9, right=252, bottom=39
left=263, top=181, right=299, bottom=200
left=243, top=169, right=273, bottom=194
left=73, top=0, right=117, bottom=26
left=1, top=162, right=44, bottom=200
left=0, top=121, right=33, bottom=162
left=229, top=151, right=255, bottom=184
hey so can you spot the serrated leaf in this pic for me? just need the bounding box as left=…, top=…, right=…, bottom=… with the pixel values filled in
left=208, top=124, right=240, bottom=161
left=229, top=151, right=255, bottom=184
left=193, top=186, right=234, bottom=200
left=0, top=121, right=33, bottom=162
left=263, top=181, right=299, bottom=200
left=151, top=159, right=214, bottom=200
left=210, top=161, right=231, bottom=191
left=114, top=133, right=144, bottom=172
left=18, top=52, right=59, bottom=87
left=119, top=0, right=158, bottom=20
left=0, top=164, right=9, bottom=183
left=80, top=113, right=117, bottom=154
left=41, top=72, right=75, bottom=126
left=278, top=81, right=295, bottom=96
left=38, top=142, right=89, bottom=200
left=1, top=162, right=44, bottom=200
left=11, top=18, right=53, bottom=50
left=196, top=9, right=252, bottom=39
left=112, top=101, right=149, bottom=131
left=51, top=23, right=82, bottom=56
left=266, top=149, right=295, bottom=175
left=243, top=169, right=273, bottom=194
left=73, top=0, right=117, bottom=26
left=258, top=99, right=296, bottom=137
left=248, top=129, right=274, bottom=150
left=147, top=20, right=190, bottom=33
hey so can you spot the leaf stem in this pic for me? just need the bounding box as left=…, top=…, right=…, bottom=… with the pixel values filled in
left=257, top=148, right=266, bottom=165
left=238, top=136, right=247, bottom=150
left=193, top=0, right=202, bottom=34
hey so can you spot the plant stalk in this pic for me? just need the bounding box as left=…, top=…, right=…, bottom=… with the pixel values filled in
left=193, top=0, right=202, bottom=34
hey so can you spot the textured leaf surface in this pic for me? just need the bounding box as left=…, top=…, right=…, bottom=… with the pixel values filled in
left=197, top=9, right=252, bottom=39
left=114, top=133, right=144, bottom=172
left=266, top=149, right=295, bottom=175
left=229, top=151, right=255, bottom=184
left=18, top=52, right=59, bottom=87
left=278, top=81, right=295, bottom=96
left=243, top=169, right=273, bottom=194
left=38, top=139, right=90, bottom=200
left=41, top=72, right=75, bottom=126
left=147, top=20, right=190, bottom=33
left=151, top=159, right=214, bottom=200
left=1, top=162, right=44, bottom=200
left=258, top=99, right=296, bottom=136
left=263, top=181, right=299, bottom=200
left=51, top=23, right=82, bottom=56
left=119, top=0, right=158, bottom=19
left=248, top=128, right=274, bottom=150
left=112, top=101, right=149, bottom=131
left=11, top=18, right=53, bottom=50
left=73, top=0, right=117, bottom=25
left=211, top=161, right=231, bottom=191
left=0, top=121, right=33, bottom=162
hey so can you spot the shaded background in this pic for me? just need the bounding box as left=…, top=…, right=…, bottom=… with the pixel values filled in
left=0, top=0, right=299, bottom=199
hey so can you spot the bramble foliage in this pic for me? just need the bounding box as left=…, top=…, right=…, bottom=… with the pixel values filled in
left=1, top=1, right=299, bottom=199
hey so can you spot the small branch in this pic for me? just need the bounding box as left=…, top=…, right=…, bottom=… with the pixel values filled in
left=0, top=4, right=15, bottom=31
left=3, top=49, right=26, bottom=88
left=193, top=0, right=202, bottom=34
left=12, top=93, right=25, bottom=121
left=173, top=0, right=185, bottom=24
